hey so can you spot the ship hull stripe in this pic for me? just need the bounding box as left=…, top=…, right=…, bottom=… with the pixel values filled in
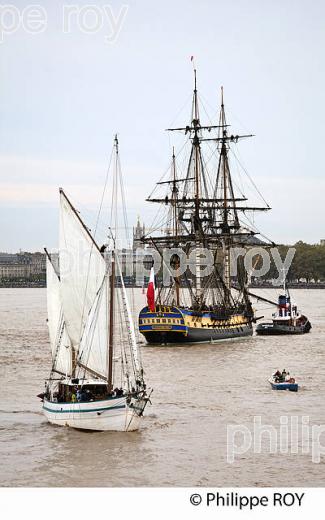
left=43, top=404, right=126, bottom=413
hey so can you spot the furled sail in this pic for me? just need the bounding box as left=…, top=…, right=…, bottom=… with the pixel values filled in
left=59, top=189, right=107, bottom=349
left=77, top=277, right=109, bottom=380
left=46, top=254, right=72, bottom=376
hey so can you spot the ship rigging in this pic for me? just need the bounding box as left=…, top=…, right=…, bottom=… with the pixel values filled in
left=139, top=68, right=272, bottom=344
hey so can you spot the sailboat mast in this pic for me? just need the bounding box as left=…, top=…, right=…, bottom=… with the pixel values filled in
left=107, top=136, right=119, bottom=391
left=108, top=251, right=115, bottom=390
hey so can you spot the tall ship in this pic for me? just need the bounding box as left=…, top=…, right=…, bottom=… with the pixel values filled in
left=39, top=138, right=150, bottom=430
left=139, top=69, right=271, bottom=344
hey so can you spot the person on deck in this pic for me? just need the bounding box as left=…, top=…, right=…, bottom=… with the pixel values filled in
left=85, top=389, right=94, bottom=401
left=281, top=369, right=287, bottom=382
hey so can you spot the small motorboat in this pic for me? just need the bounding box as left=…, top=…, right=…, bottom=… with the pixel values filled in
left=268, top=370, right=299, bottom=392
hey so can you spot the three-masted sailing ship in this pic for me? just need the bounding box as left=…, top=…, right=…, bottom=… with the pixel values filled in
left=40, top=139, right=149, bottom=431
left=139, top=70, right=271, bottom=344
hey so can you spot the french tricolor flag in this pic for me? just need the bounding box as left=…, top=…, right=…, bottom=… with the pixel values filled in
left=147, top=267, right=155, bottom=312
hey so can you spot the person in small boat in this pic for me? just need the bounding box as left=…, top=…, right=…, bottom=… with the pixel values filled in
left=274, top=370, right=281, bottom=382
left=280, top=369, right=287, bottom=382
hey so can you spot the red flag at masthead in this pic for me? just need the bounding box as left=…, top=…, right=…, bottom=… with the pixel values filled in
left=147, top=267, right=155, bottom=312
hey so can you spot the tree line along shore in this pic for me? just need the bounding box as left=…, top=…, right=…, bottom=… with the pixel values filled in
left=253, top=241, right=325, bottom=284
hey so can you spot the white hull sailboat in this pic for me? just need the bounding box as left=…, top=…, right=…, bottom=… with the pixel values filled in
left=40, top=138, right=150, bottom=431
left=43, top=386, right=146, bottom=431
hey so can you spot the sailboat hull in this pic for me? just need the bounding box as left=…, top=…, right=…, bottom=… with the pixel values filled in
left=42, top=396, right=144, bottom=431
left=139, top=305, right=253, bottom=344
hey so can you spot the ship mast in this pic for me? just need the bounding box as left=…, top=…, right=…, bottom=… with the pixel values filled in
left=192, top=68, right=203, bottom=302
left=107, top=136, right=119, bottom=390
left=219, top=88, right=236, bottom=303
left=171, top=148, right=180, bottom=305
left=282, top=267, right=286, bottom=292
left=108, top=250, right=115, bottom=390
left=206, top=87, right=261, bottom=307
left=193, top=68, right=200, bottom=224
left=171, top=148, right=179, bottom=237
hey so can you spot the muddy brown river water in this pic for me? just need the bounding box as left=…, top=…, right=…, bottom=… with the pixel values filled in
left=0, top=288, right=324, bottom=486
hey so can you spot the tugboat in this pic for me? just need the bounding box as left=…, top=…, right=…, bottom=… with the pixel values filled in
left=138, top=66, right=271, bottom=345
left=256, top=278, right=311, bottom=336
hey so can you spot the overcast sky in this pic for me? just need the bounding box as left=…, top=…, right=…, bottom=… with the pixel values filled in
left=0, top=0, right=324, bottom=251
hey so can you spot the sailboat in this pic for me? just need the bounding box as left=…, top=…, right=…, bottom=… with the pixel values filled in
left=139, top=69, right=271, bottom=344
left=40, top=138, right=150, bottom=431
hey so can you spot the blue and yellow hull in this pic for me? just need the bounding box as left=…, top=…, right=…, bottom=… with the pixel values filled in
left=139, top=305, right=253, bottom=344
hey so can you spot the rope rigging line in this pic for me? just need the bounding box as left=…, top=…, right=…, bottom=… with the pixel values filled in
left=230, top=147, right=270, bottom=208
left=146, top=138, right=189, bottom=201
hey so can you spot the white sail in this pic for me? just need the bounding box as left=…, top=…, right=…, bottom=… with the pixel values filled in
left=46, top=255, right=72, bottom=376
left=77, top=277, right=109, bottom=379
left=59, top=189, right=107, bottom=349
